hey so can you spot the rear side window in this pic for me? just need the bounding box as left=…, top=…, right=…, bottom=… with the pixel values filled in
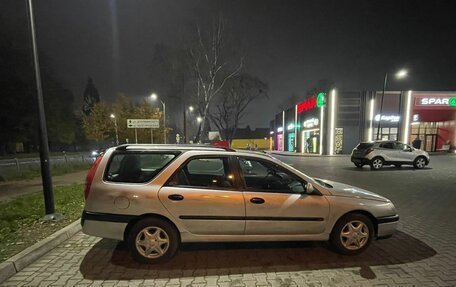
left=105, top=152, right=178, bottom=183
left=167, top=157, right=234, bottom=189
left=356, top=143, right=373, bottom=150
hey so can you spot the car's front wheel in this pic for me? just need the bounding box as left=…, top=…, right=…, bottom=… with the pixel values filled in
left=127, top=218, right=180, bottom=264
left=354, top=163, right=363, bottom=168
left=330, top=213, right=374, bottom=255
left=370, top=157, right=384, bottom=170
left=413, top=156, right=427, bottom=169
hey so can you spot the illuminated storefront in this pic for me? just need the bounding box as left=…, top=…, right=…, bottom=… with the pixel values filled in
left=270, top=90, right=456, bottom=154
left=408, top=92, right=456, bottom=151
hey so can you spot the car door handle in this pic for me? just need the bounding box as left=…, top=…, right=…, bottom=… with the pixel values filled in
left=168, top=194, right=184, bottom=201
left=250, top=197, right=265, bottom=204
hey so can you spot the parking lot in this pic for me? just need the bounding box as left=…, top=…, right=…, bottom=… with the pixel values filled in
left=2, top=154, right=456, bottom=287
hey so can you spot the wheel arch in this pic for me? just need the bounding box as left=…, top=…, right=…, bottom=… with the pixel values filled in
left=123, top=213, right=181, bottom=242
left=331, top=210, right=378, bottom=237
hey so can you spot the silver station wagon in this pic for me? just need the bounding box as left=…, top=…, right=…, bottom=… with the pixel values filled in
left=82, top=145, right=398, bottom=264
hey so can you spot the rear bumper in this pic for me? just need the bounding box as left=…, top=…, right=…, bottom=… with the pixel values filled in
left=376, top=215, right=399, bottom=239
left=351, top=156, right=370, bottom=165
left=81, top=211, right=129, bottom=241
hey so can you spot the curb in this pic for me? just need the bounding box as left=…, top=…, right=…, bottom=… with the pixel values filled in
left=0, top=219, right=81, bottom=284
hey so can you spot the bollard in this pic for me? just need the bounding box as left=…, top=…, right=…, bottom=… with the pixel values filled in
left=15, top=158, right=20, bottom=172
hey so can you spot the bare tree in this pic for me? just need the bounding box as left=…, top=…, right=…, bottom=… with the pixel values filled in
left=189, top=17, right=243, bottom=142
left=210, top=73, right=268, bottom=143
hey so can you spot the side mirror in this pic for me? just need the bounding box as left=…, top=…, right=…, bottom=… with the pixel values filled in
left=305, top=182, right=315, bottom=194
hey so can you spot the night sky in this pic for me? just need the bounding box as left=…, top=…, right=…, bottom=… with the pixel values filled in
left=2, top=0, right=456, bottom=128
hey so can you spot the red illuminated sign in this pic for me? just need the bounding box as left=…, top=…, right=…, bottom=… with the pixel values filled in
left=297, top=97, right=317, bottom=114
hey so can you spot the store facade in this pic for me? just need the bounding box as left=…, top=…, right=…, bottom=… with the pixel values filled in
left=270, top=90, right=456, bottom=154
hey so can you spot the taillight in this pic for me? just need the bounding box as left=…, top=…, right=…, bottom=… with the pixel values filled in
left=84, top=154, right=103, bottom=200
left=366, top=148, right=374, bottom=155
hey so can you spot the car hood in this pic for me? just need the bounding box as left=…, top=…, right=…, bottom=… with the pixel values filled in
left=315, top=178, right=390, bottom=202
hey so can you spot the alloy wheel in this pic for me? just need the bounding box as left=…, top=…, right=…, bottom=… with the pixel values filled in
left=135, top=226, right=170, bottom=259
left=415, top=158, right=426, bottom=169
left=340, top=220, right=369, bottom=250
left=372, top=159, right=383, bottom=169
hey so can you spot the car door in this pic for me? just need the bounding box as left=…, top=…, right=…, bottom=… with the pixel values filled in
left=159, top=155, right=245, bottom=235
left=378, top=142, right=397, bottom=161
left=394, top=143, right=416, bottom=162
left=237, top=156, right=330, bottom=235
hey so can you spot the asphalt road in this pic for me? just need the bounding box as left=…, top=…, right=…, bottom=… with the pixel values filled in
left=2, top=153, right=456, bottom=286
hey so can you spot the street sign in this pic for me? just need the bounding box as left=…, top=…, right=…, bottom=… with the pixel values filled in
left=127, top=119, right=160, bottom=129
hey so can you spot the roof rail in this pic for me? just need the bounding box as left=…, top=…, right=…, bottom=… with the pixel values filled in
left=114, top=144, right=235, bottom=152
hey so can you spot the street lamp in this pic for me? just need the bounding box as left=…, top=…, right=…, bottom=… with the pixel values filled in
left=183, top=105, right=195, bottom=144
left=150, top=93, right=166, bottom=144
left=110, top=114, right=119, bottom=145
left=376, top=69, right=409, bottom=140
left=196, top=116, right=203, bottom=123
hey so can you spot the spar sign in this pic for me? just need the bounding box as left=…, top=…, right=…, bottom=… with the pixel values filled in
left=415, top=96, right=456, bottom=108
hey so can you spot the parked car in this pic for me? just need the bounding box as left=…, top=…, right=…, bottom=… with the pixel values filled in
left=82, top=144, right=398, bottom=264
left=351, top=141, right=430, bottom=170
left=88, top=149, right=104, bottom=163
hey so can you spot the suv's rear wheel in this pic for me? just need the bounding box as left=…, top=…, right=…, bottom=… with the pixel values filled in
left=370, top=157, right=384, bottom=170
left=127, top=218, right=179, bottom=264
left=330, top=213, right=374, bottom=255
left=413, top=156, right=427, bottom=169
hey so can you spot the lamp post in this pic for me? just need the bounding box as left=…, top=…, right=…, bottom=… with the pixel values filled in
left=110, top=114, right=119, bottom=145
left=27, top=0, right=56, bottom=218
left=151, top=93, right=166, bottom=144
left=183, top=105, right=194, bottom=143
left=376, top=69, right=408, bottom=140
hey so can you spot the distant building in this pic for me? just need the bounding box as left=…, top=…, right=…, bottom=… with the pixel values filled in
left=209, top=126, right=270, bottom=150
left=270, top=90, right=456, bottom=154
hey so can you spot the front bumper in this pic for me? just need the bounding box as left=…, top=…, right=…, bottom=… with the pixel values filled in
left=376, top=215, right=399, bottom=239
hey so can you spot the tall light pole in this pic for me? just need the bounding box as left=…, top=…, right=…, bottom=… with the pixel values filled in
left=376, top=69, right=408, bottom=140
left=27, top=0, right=57, bottom=219
left=110, top=114, right=119, bottom=145
left=183, top=105, right=194, bottom=143
left=151, top=93, right=166, bottom=144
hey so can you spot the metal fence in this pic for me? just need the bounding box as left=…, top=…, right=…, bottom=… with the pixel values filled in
left=0, top=153, right=92, bottom=174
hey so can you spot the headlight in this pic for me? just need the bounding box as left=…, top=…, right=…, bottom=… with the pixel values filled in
left=91, top=151, right=98, bottom=156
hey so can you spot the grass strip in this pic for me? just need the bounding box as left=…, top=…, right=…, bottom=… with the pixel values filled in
left=0, top=184, right=84, bottom=262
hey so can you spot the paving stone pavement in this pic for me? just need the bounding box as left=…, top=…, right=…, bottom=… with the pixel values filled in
left=2, top=155, right=456, bottom=287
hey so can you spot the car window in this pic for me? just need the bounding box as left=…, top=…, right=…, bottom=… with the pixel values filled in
left=394, top=143, right=406, bottom=150
left=105, top=152, right=177, bottom=183
left=167, top=157, right=234, bottom=189
left=238, top=157, right=306, bottom=193
left=380, top=142, right=394, bottom=149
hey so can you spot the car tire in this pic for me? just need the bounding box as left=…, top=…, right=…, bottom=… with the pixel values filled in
left=413, top=156, right=427, bottom=169
left=370, top=157, right=384, bottom=170
left=330, top=213, right=374, bottom=255
left=354, top=163, right=363, bottom=168
left=127, top=218, right=180, bottom=264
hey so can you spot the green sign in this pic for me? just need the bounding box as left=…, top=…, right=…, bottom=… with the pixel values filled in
left=316, top=92, right=326, bottom=108
left=450, top=97, right=456, bottom=107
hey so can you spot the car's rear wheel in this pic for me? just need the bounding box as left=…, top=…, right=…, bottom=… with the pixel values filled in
left=354, top=163, right=363, bottom=168
left=370, top=157, right=384, bottom=170
left=413, top=156, right=427, bottom=169
left=127, top=218, right=179, bottom=264
left=330, top=213, right=374, bottom=255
